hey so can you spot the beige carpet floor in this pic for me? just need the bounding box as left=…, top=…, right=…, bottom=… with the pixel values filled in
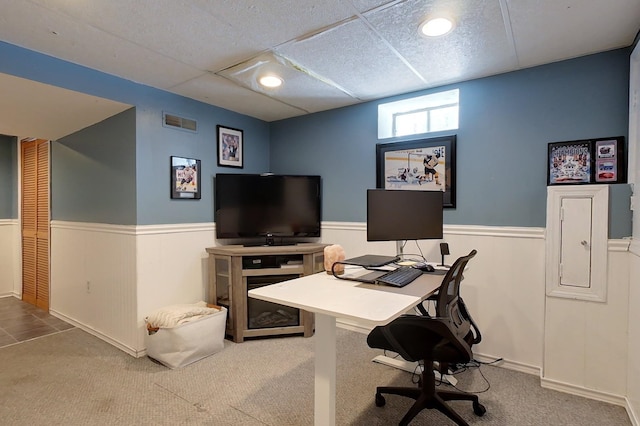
left=0, top=327, right=631, bottom=425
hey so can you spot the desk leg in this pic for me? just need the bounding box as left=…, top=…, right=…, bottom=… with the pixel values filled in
left=314, top=313, right=336, bottom=426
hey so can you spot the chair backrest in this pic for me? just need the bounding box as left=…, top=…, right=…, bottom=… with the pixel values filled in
left=434, top=249, right=479, bottom=344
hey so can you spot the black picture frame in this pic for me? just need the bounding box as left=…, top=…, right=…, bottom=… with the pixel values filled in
left=593, top=136, right=626, bottom=184
left=547, top=136, right=626, bottom=185
left=217, top=125, right=243, bottom=168
left=376, top=135, right=456, bottom=208
left=170, top=156, right=201, bottom=199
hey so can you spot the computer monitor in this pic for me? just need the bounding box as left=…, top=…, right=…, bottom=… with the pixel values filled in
left=367, top=189, right=443, bottom=245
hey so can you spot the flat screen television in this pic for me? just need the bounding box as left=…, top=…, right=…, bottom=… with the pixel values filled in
left=367, top=189, right=443, bottom=242
left=215, top=173, right=322, bottom=245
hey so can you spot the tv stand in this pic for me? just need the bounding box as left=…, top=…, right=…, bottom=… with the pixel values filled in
left=206, top=243, right=327, bottom=342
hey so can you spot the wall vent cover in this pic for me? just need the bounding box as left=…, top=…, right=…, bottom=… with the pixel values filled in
left=163, top=112, right=197, bottom=132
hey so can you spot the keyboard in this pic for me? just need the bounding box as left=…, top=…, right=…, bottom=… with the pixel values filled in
left=376, top=267, right=423, bottom=287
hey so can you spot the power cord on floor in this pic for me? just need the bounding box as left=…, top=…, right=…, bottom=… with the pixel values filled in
left=433, top=357, right=504, bottom=394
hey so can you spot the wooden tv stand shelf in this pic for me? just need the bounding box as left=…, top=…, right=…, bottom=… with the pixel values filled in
left=205, top=243, right=326, bottom=343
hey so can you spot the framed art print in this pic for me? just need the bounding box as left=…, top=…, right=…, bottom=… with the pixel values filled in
left=547, top=140, right=592, bottom=185
left=171, top=156, right=201, bottom=199
left=376, top=135, right=456, bottom=208
left=594, top=137, right=625, bottom=183
left=547, top=136, right=625, bottom=185
left=217, top=125, right=243, bottom=168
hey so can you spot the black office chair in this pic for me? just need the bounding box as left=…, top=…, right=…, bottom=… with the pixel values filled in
left=367, top=250, right=485, bottom=426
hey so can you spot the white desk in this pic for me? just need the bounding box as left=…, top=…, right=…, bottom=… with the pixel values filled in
left=248, top=270, right=441, bottom=426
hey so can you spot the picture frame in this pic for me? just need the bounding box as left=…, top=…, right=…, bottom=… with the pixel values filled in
left=547, top=136, right=626, bottom=185
left=170, top=156, right=201, bottom=199
left=376, top=135, right=456, bottom=208
left=593, top=136, right=626, bottom=184
left=217, top=125, right=243, bottom=168
left=547, top=140, right=593, bottom=185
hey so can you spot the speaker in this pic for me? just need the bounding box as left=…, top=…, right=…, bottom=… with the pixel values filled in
left=439, top=243, right=450, bottom=267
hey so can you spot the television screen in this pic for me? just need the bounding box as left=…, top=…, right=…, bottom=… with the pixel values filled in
left=367, top=189, right=443, bottom=241
left=215, top=174, right=321, bottom=243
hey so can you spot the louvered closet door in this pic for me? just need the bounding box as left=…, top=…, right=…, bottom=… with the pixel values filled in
left=21, top=139, right=50, bottom=310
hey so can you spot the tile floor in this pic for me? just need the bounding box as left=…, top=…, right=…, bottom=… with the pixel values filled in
left=0, top=297, right=74, bottom=349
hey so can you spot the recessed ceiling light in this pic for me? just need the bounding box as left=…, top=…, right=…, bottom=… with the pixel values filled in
left=258, top=75, right=283, bottom=88
left=420, top=17, right=454, bottom=37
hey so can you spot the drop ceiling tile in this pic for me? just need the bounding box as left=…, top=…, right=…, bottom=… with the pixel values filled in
left=29, top=0, right=261, bottom=71
left=0, top=0, right=203, bottom=89
left=217, top=52, right=360, bottom=114
left=507, top=0, right=640, bottom=68
left=349, top=0, right=402, bottom=14
left=277, top=18, right=426, bottom=100
left=191, top=0, right=357, bottom=48
left=364, top=0, right=518, bottom=86
left=170, top=74, right=309, bottom=122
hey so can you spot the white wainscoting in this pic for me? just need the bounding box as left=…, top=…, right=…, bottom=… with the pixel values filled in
left=51, top=221, right=217, bottom=357
left=51, top=221, right=139, bottom=354
left=48, top=220, right=635, bottom=414
left=322, top=222, right=634, bottom=409
left=135, top=223, right=216, bottom=351
left=0, top=219, right=19, bottom=297
left=542, top=240, right=630, bottom=407
left=627, top=240, right=640, bottom=426
left=322, top=222, right=546, bottom=376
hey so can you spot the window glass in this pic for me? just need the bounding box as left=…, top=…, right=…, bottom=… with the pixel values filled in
left=378, top=89, right=458, bottom=139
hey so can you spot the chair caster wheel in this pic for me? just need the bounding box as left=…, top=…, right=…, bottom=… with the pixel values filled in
left=375, top=393, right=386, bottom=407
left=473, top=402, right=486, bottom=416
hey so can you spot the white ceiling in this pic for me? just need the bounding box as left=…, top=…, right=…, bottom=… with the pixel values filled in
left=1, top=0, right=639, bottom=138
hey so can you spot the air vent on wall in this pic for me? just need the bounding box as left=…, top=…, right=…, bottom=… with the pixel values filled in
left=163, top=112, right=197, bottom=132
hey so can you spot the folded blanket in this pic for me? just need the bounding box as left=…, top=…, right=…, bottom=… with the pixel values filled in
left=145, top=301, right=222, bottom=330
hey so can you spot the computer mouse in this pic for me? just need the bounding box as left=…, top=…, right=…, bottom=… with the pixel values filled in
left=414, top=263, right=435, bottom=272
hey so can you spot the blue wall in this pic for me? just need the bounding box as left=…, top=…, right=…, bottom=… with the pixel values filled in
left=270, top=49, right=632, bottom=238
left=0, top=134, right=17, bottom=219
left=0, top=41, right=633, bottom=235
left=133, top=98, right=270, bottom=225
left=0, top=41, right=271, bottom=225
left=53, top=109, right=137, bottom=224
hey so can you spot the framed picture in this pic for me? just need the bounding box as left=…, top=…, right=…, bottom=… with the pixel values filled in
left=217, top=125, right=243, bottom=168
left=171, top=156, right=201, bottom=199
left=594, top=136, right=626, bottom=183
left=547, top=140, right=593, bottom=185
left=547, top=136, right=626, bottom=185
left=376, top=135, right=456, bottom=208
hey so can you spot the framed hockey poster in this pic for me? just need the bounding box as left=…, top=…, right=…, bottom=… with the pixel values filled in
left=547, top=140, right=593, bottom=185
left=376, top=135, right=456, bottom=208
left=547, top=136, right=626, bottom=186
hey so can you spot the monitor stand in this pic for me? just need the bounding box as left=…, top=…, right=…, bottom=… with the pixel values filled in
left=396, top=240, right=404, bottom=259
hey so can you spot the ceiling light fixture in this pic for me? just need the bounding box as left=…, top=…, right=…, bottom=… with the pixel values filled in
left=420, top=17, right=454, bottom=37
left=258, top=75, right=283, bottom=88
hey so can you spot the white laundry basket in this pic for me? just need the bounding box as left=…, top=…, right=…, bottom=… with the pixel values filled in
left=145, top=306, right=227, bottom=369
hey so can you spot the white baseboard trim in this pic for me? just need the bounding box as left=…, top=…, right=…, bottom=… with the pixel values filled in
left=1, top=292, right=22, bottom=299
left=50, top=220, right=215, bottom=236
left=626, top=397, right=639, bottom=426
left=50, top=310, right=144, bottom=358
left=473, top=353, right=540, bottom=376
left=541, top=376, right=627, bottom=407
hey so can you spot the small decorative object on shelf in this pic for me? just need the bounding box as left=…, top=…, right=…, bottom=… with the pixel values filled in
left=324, top=244, right=346, bottom=275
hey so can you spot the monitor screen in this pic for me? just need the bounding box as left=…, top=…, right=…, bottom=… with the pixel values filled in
left=215, top=173, right=322, bottom=242
left=367, top=189, right=443, bottom=241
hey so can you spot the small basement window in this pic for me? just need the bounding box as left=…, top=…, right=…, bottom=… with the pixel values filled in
left=378, top=89, right=458, bottom=139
